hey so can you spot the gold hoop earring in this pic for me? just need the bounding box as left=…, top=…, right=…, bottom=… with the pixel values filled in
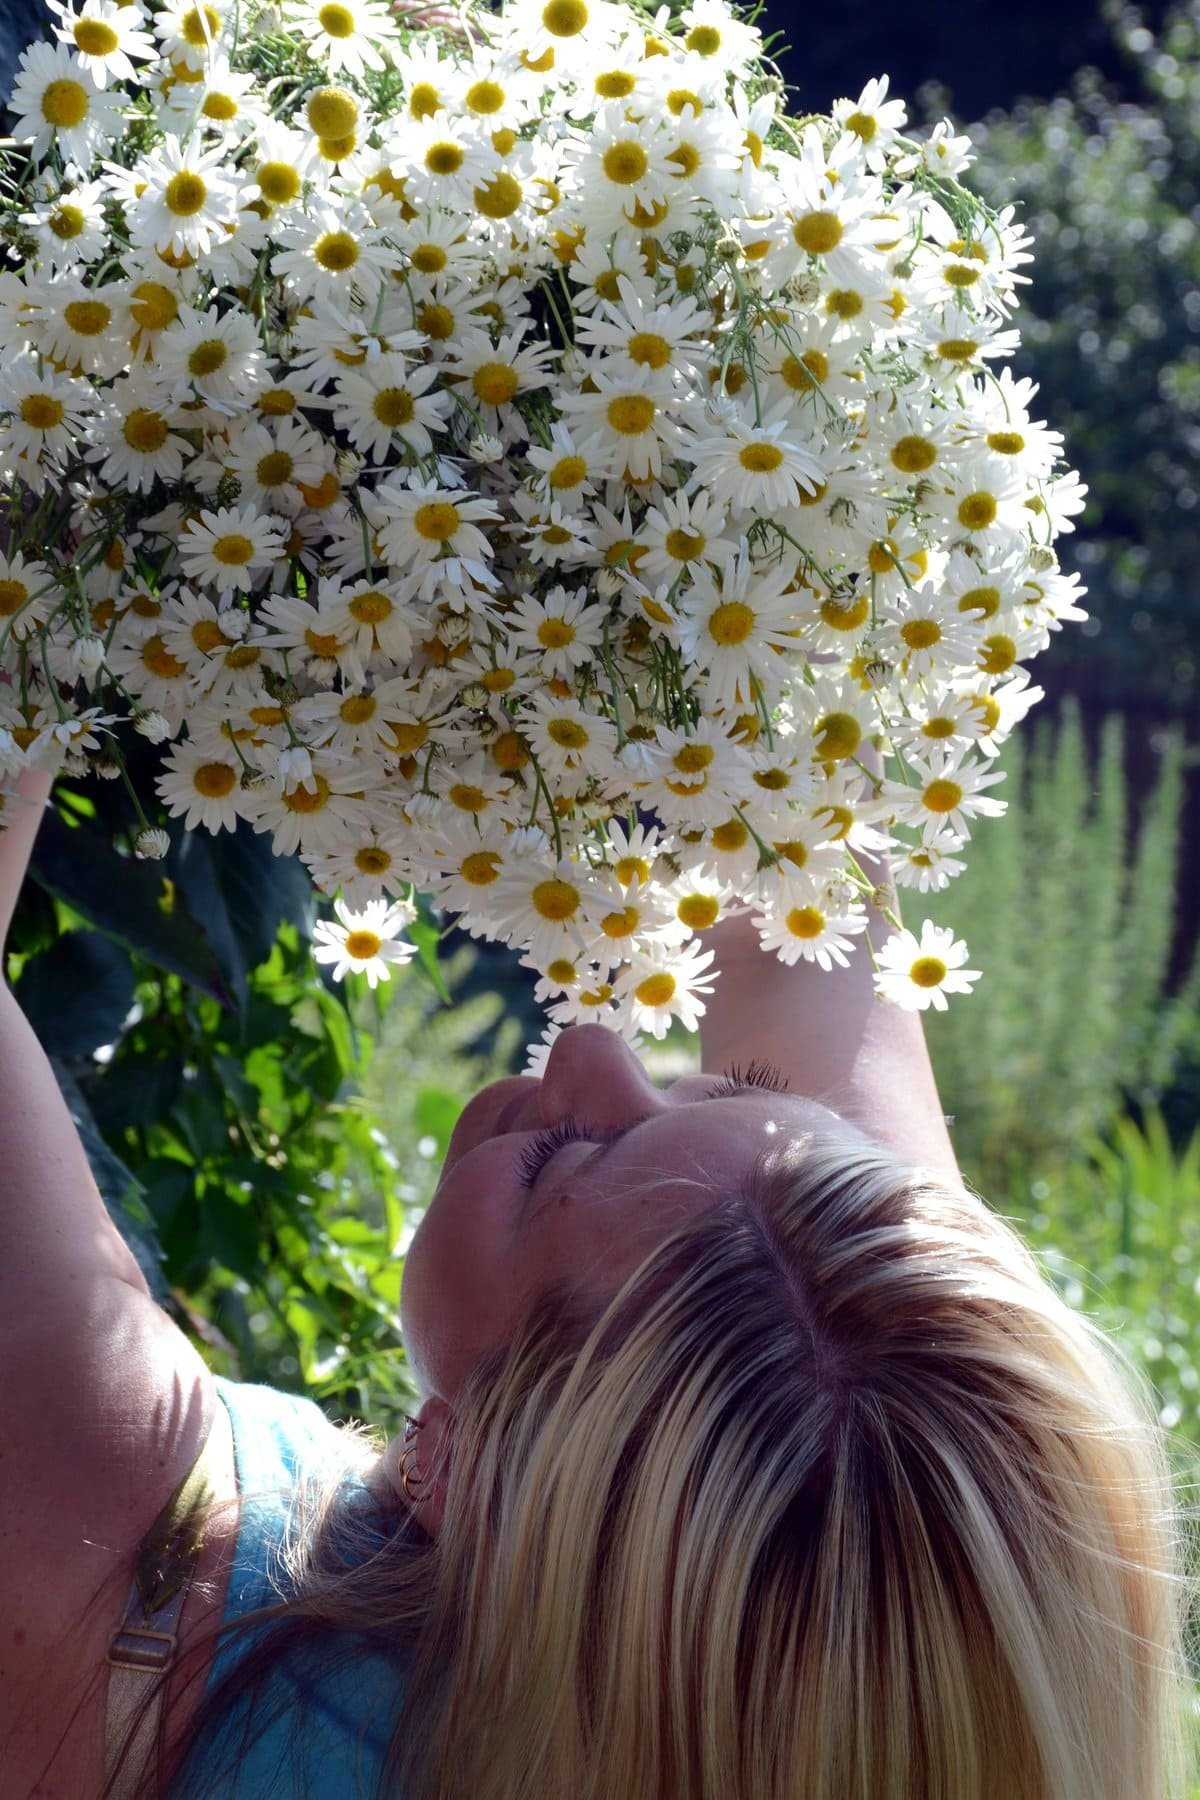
left=399, top=1439, right=428, bottom=1505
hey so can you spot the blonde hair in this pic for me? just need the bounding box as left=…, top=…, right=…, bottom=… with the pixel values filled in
left=163, top=1131, right=1190, bottom=1800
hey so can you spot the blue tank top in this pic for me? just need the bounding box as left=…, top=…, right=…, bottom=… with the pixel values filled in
left=168, top=1377, right=409, bottom=1797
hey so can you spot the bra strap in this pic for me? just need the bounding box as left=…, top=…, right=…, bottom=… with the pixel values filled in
left=104, top=1419, right=222, bottom=1798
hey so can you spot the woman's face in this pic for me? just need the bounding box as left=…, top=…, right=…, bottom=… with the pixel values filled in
left=400, top=1024, right=847, bottom=1401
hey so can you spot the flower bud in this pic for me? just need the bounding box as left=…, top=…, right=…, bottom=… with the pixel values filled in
left=69, top=634, right=105, bottom=679
left=135, top=827, right=171, bottom=860
left=133, top=709, right=172, bottom=744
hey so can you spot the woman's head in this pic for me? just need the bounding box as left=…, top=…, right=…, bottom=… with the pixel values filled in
left=397, top=1048, right=1185, bottom=1799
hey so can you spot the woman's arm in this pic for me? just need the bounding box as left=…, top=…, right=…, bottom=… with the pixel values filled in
left=699, top=877, right=960, bottom=1181
left=0, top=772, right=219, bottom=1667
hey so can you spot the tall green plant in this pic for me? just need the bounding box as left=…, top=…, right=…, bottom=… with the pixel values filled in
left=922, top=705, right=1199, bottom=1182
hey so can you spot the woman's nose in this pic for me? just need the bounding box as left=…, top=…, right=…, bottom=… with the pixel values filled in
left=537, top=1024, right=664, bottom=1133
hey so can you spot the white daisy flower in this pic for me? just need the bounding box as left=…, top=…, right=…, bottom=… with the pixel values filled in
left=0, top=550, right=60, bottom=640
left=285, top=0, right=396, bottom=78
left=51, top=0, right=155, bottom=87
left=676, top=547, right=804, bottom=714
left=124, top=138, right=246, bottom=263
left=689, top=406, right=825, bottom=515
left=830, top=75, right=908, bottom=171
left=155, top=304, right=267, bottom=413
left=19, top=179, right=108, bottom=268
left=152, top=0, right=234, bottom=72
left=891, top=835, right=968, bottom=892
left=312, top=896, right=418, bottom=986
left=331, top=352, right=451, bottom=462
left=0, top=353, right=93, bottom=464
left=272, top=202, right=394, bottom=302
left=873, top=920, right=979, bottom=1012
left=7, top=40, right=123, bottom=161
left=224, top=416, right=329, bottom=514
left=751, top=898, right=867, bottom=970
left=506, top=584, right=605, bottom=679
left=179, top=505, right=287, bottom=597
left=614, top=938, right=717, bottom=1038
left=156, top=736, right=246, bottom=832
left=891, top=746, right=1007, bottom=843
left=84, top=376, right=192, bottom=495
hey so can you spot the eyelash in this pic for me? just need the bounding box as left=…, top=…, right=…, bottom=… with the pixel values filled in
left=709, top=1059, right=791, bottom=1096
left=515, top=1118, right=588, bottom=1188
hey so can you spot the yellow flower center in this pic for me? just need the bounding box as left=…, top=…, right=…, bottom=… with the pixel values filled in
left=340, top=694, right=376, bottom=724
left=0, top=579, right=30, bottom=615
left=825, top=289, right=863, bottom=319
left=673, top=743, right=714, bottom=774
left=373, top=387, right=415, bottom=427
left=634, top=971, right=676, bottom=1006
left=937, top=338, right=978, bottom=364
left=684, top=23, right=720, bottom=53
left=957, top=585, right=1000, bottom=619
left=49, top=203, right=86, bottom=239
left=627, top=331, right=672, bottom=370
left=910, top=956, right=947, bottom=989
left=595, top=70, right=635, bottom=98
left=474, top=172, right=522, bottom=219
left=448, top=782, right=488, bottom=812
left=255, top=449, right=294, bottom=487
left=819, top=593, right=870, bottom=631
left=537, top=618, right=576, bottom=650
left=754, top=768, right=790, bottom=791
left=63, top=298, right=111, bottom=336
left=891, top=435, right=937, bottom=474
left=73, top=17, right=120, bottom=53
left=343, top=929, right=383, bottom=959
left=987, top=430, right=1026, bottom=456
left=258, top=161, right=301, bottom=205
left=603, top=142, right=649, bottom=186
left=978, top=634, right=1016, bottom=675
left=180, top=4, right=221, bottom=45
left=607, top=394, right=655, bottom=435
left=124, top=409, right=169, bottom=452
left=844, top=109, right=876, bottom=142
left=408, top=81, right=440, bottom=119
left=465, top=78, right=504, bottom=113
left=42, top=79, right=90, bottom=128
left=191, top=619, right=227, bottom=651
left=664, top=527, right=704, bottom=562
left=193, top=760, right=237, bottom=797
left=600, top=905, right=638, bottom=938
left=813, top=711, right=861, bottom=760
left=614, top=855, right=650, bottom=885
left=187, top=340, right=227, bottom=378
left=413, top=501, right=460, bottom=542
left=793, top=211, right=843, bottom=255
left=164, top=171, right=208, bottom=218
left=780, top=351, right=829, bottom=393
left=532, top=878, right=579, bottom=920
left=314, top=230, right=359, bottom=271
left=786, top=906, right=825, bottom=939
left=387, top=720, right=427, bottom=753
left=305, top=627, right=343, bottom=658
left=202, top=91, right=238, bottom=121
left=542, top=0, right=587, bottom=37
left=708, top=600, right=756, bottom=646
left=211, top=533, right=255, bottom=566
left=284, top=775, right=331, bottom=814
left=461, top=850, right=502, bottom=885
left=130, top=280, right=178, bottom=331
left=547, top=718, right=589, bottom=749
left=318, top=2, right=355, bottom=36
left=355, top=846, right=392, bottom=874
left=473, top=362, right=519, bottom=406
left=677, top=894, right=718, bottom=930
left=710, top=819, right=748, bottom=852
left=902, top=619, right=942, bottom=650
left=923, top=778, right=963, bottom=814
left=957, top=493, right=998, bottom=531
left=738, top=442, right=784, bottom=474
left=19, top=394, right=65, bottom=431
left=307, top=87, right=358, bottom=138
left=425, top=141, right=464, bottom=176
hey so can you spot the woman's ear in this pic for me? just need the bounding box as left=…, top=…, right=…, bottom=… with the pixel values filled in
left=385, top=1394, right=455, bottom=1537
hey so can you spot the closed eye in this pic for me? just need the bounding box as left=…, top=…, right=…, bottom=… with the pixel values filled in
left=707, top=1059, right=791, bottom=1097
left=515, top=1117, right=589, bottom=1188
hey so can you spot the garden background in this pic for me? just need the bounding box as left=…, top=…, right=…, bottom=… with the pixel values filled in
left=3, top=0, right=1199, bottom=1704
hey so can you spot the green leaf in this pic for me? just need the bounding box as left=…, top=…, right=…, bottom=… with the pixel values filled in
left=413, top=1084, right=464, bottom=1155
left=409, top=905, right=451, bottom=1005
left=30, top=809, right=232, bottom=1003
left=17, top=931, right=136, bottom=1059
left=171, top=824, right=316, bottom=1014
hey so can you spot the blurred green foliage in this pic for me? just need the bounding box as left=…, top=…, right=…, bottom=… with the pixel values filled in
left=966, top=0, right=1200, bottom=705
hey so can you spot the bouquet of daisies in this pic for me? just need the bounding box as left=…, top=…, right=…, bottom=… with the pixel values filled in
left=0, top=0, right=1086, bottom=1049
